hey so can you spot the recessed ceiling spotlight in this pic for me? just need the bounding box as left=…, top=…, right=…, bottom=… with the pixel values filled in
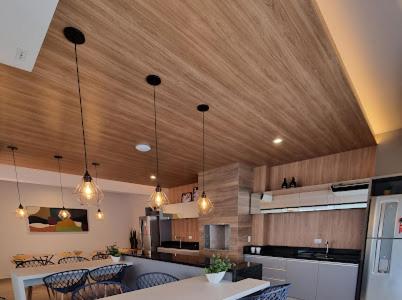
left=150, top=175, right=157, bottom=180
left=273, top=138, right=283, bottom=144
left=135, top=144, right=151, bottom=152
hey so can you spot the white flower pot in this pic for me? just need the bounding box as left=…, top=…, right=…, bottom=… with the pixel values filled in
left=205, top=271, right=226, bottom=284
left=111, top=256, right=121, bottom=263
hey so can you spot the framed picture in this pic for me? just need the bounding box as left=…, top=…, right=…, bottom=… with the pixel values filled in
left=27, top=206, right=89, bottom=232
left=192, top=186, right=199, bottom=201
left=181, top=192, right=193, bottom=203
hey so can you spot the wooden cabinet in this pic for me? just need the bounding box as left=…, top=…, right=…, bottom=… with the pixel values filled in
left=316, top=262, right=358, bottom=300
left=287, top=259, right=319, bottom=300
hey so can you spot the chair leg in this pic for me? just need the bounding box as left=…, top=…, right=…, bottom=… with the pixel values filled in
left=46, top=286, right=52, bottom=300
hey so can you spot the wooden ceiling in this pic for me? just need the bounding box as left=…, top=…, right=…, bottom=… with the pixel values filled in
left=0, top=0, right=375, bottom=187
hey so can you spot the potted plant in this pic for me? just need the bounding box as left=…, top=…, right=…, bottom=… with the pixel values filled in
left=107, top=244, right=121, bottom=263
left=205, top=255, right=233, bottom=284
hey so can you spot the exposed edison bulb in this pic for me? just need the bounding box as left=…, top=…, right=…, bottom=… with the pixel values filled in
left=197, top=191, right=213, bottom=215
left=150, top=185, right=168, bottom=210
left=96, top=208, right=104, bottom=220
left=74, top=170, right=104, bottom=206
left=16, top=204, right=27, bottom=218
left=58, top=207, right=71, bottom=220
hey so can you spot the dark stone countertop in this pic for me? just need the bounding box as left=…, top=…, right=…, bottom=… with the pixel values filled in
left=122, top=251, right=263, bottom=281
left=243, top=245, right=361, bottom=264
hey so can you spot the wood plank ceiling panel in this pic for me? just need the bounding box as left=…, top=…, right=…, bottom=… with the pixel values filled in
left=0, top=0, right=375, bottom=187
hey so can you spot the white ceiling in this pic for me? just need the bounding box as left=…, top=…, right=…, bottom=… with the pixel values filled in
left=0, top=0, right=58, bottom=71
left=315, top=0, right=402, bottom=135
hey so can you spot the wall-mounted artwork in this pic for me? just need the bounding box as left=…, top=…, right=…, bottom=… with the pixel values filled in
left=27, top=206, right=89, bottom=232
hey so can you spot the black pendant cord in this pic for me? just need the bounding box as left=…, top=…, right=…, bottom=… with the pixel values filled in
left=56, top=157, right=65, bottom=208
left=153, top=86, right=160, bottom=186
left=11, top=148, right=22, bottom=205
left=74, top=43, right=89, bottom=171
left=202, top=112, right=205, bottom=193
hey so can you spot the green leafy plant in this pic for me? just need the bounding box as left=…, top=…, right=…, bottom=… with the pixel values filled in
left=205, top=254, right=233, bottom=274
left=106, top=244, right=121, bottom=257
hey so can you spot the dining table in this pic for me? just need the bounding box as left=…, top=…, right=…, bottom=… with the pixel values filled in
left=103, top=275, right=270, bottom=300
left=11, top=259, right=133, bottom=300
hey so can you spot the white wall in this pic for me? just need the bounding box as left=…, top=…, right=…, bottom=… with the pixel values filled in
left=375, top=128, right=402, bottom=176
left=0, top=180, right=149, bottom=279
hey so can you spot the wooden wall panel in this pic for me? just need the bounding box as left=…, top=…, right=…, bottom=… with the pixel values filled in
left=269, top=146, right=376, bottom=190
left=251, top=214, right=265, bottom=245
left=253, top=165, right=270, bottom=193
left=168, top=183, right=197, bottom=204
left=171, top=218, right=199, bottom=242
left=261, top=209, right=366, bottom=249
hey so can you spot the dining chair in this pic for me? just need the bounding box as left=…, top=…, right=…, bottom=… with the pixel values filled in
left=43, top=269, right=89, bottom=300
left=89, top=264, right=127, bottom=283
left=15, top=258, right=55, bottom=300
left=136, top=272, right=179, bottom=289
left=58, top=256, right=89, bottom=264
left=71, top=281, right=131, bottom=300
left=240, top=283, right=291, bottom=300
left=91, top=253, right=110, bottom=261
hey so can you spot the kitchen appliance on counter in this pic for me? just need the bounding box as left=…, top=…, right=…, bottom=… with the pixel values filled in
left=139, top=211, right=172, bottom=253
left=361, top=194, right=402, bottom=299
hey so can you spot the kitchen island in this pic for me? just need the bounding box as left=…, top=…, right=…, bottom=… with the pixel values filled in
left=122, top=251, right=262, bottom=290
left=106, top=275, right=270, bottom=300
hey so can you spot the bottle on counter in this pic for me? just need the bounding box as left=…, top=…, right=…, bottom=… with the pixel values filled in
left=289, top=177, right=297, bottom=188
left=281, top=178, right=288, bottom=189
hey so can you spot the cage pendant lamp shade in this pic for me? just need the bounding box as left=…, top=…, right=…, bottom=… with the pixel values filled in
left=197, top=104, right=213, bottom=215
left=16, top=203, right=27, bottom=219
left=55, top=155, right=71, bottom=220
left=147, top=74, right=168, bottom=210
left=197, top=191, right=213, bottom=215
left=150, top=185, right=168, bottom=210
left=74, top=171, right=103, bottom=206
left=8, top=145, right=27, bottom=218
left=64, top=26, right=104, bottom=206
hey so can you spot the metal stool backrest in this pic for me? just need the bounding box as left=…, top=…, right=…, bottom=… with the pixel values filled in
left=43, top=269, right=89, bottom=294
left=89, top=264, right=127, bottom=283
left=136, top=272, right=179, bottom=289
left=71, top=281, right=131, bottom=300
left=58, top=256, right=89, bottom=264
left=15, top=259, right=54, bottom=268
left=240, top=283, right=291, bottom=300
left=92, top=253, right=110, bottom=261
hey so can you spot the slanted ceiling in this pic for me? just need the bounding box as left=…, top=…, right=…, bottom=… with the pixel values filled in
left=0, top=0, right=374, bottom=187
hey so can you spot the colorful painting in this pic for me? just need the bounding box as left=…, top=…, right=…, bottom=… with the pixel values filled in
left=27, top=206, right=88, bottom=232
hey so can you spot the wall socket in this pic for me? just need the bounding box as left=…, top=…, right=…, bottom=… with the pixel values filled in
left=314, top=238, right=322, bottom=245
left=188, top=235, right=192, bottom=240
left=247, top=236, right=252, bottom=243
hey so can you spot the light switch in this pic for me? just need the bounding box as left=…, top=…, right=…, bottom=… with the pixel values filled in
left=314, top=238, right=322, bottom=245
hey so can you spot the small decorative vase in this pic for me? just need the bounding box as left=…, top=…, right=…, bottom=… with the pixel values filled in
left=206, top=271, right=226, bottom=284
left=111, top=256, right=121, bottom=263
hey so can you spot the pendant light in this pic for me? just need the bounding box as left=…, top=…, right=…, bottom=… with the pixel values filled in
left=8, top=146, right=27, bottom=218
left=197, top=104, right=213, bottom=215
left=147, top=74, right=168, bottom=210
left=54, top=155, right=71, bottom=220
left=92, top=162, right=105, bottom=220
left=64, top=27, right=103, bottom=206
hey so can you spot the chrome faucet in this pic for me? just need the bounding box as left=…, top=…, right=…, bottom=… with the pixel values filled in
left=325, top=240, right=329, bottom=257
left=175, top=235, right=183, bottom=249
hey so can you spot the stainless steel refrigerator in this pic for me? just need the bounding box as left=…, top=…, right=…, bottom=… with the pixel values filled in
left=361, top=195, right=402, bottom=299
left=139, top=215, right=172, bottom=253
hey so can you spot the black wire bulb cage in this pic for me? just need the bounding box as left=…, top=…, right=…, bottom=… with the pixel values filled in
left=64, top=26, right=104, bottom=206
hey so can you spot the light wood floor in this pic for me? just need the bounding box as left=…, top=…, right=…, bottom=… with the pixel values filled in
left=0, top=279, right=53, bottom=300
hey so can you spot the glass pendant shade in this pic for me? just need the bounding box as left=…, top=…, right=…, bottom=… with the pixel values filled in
left=16, top=204, right=27, bottom=218
left=74, top=171, right=103, bottom=206
left=150, top=185, right=168, bottom=209
left=58, top=207, right=71, bottom=220
left=96, top=208, right=105, bottom=220
left=197, top=191, right=213, bottom=215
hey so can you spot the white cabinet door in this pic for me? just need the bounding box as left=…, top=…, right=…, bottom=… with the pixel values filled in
left=316, top=262, right=358, bottom=300
left=162, top=201, right=198, bottom=218
left=286, top=259, right=319, bottom=300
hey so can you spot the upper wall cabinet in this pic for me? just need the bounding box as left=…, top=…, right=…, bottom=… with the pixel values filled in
left=162, top=201, right=198, bottom=219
